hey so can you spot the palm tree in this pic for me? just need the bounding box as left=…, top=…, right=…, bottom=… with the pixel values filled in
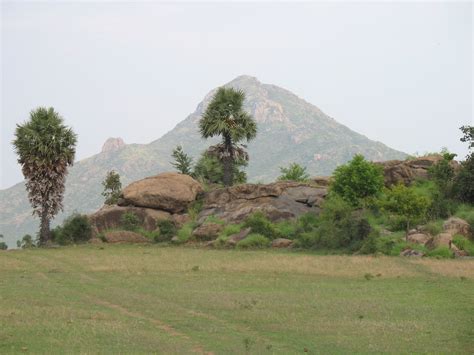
left=13, top=107, right=77, bottom=245
left=199, top=87, right=257, bottom=186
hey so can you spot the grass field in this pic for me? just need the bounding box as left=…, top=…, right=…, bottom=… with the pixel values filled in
left=1, top=245, right=474, bottom=354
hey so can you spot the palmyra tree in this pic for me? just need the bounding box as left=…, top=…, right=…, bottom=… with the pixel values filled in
left=199, top=87, right=257, bottom=186
left=13, top=107, right=77, bottom=245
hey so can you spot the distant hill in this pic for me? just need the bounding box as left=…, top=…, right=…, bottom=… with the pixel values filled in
left=0, top=75, right=406, bottom=247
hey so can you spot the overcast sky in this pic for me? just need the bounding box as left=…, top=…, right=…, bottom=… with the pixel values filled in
left=1, top=1, right=472, bottom=189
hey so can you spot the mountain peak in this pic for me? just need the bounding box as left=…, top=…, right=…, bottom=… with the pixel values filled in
left=101, top=137, right=125, bottom=153
left=228, top=75, right=261, bottom=86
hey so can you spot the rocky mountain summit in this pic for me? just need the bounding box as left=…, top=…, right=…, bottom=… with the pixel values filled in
left=1, top=75, right=406, bottom=246
left=101, top=137, right=126, bottom=153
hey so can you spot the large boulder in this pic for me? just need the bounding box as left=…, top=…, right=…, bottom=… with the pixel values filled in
left=197, top=181, right=328, bottom=224
left=192, top=223, right=224, bottom=241
left=119, top=172, right=203, bottom=213
left=89, top=205, right=171, bottom=236
left=443, top=217, right=471, bottom=238
left=425, top=232, right=453, bottom=249
left=103, top=231, right=150, bottom=243
left=376, top=155, right=459, bottom=186
left=272, top=238, right=293, bottom=248
left=407, top=232, right=431, bottom=245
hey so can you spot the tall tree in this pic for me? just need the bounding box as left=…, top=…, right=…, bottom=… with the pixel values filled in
left=102, top=170, right=122, bottom=205
left=199, top=87, right=257, bottom=186
left=13, top=107, right=77, bottom=245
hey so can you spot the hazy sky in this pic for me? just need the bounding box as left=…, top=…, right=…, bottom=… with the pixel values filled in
left=1, top=1, right=472, bottom=189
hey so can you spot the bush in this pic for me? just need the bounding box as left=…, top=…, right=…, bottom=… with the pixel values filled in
left=154, top=220, right=176, bottom=243
left=214, top=235, right=230, bottom=248
left=17, top=234, right=36, bottom=249
left=359, top=231, right=379, bottom=254
left=243, top=212, right=280, bottom=240
left=316, top=196, right=372, bottom=250
left=380, top=184, right=430, bottom=234
left=453, top=154, right=474, bottom=203
left=331, top=154, right=384, bottom=206
left=427, top=246, right=454, bottom=259
left=52, top=214, right=92, bottom=245
left=274, top=220, right=298, bottom=239
left=297, top=213, right=319, bottom=232
left=193, top=151, right=247, bottom=185
left=121, top=212, right=140, bottom=231
left=236, top=234, right=270, bottom=249
left=204, top=215, right=225, bottom=225
left=452, top=235, right=474, bottom=255
left=293, top=232, right=317, bottom=249
left=175, top=222, right=195, bottom=244
left=218, top=223, right=243, bottom=238
left=278, top=163, right=310, bottom=182
left=423, top=220, right=443, bottom=236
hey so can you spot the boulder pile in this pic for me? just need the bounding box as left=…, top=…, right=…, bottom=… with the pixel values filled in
left=375, top=155, right=459, bottom=186
left=89, top=172, right=329, bottom=246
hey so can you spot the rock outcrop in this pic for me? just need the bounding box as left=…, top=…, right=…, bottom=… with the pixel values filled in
left=103, top=230, right=150, bottom=243
left=443, top=217, right=471, bottom=238
left=192, top=223, right=224, bottom=241
left=272, top=238, right=293, bottom=248
left=407, top=232, right=431, bottom=245
left=197, top=181, right=328, bottom=224
left=376, top=155, right=458, bottom=186
left=119, top=172, right=203, bottom=213
left=101, top=137, right=126, bottom=153
left=89, top=205, right=170, bottom=236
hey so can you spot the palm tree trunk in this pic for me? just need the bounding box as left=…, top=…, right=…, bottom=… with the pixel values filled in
left=39, top=207, right=50, bottom=245
left=222, top=134, right=234, bottom=187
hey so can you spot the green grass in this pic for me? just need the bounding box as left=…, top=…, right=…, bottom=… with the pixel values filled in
left=1, top=245, right=474, bottom=353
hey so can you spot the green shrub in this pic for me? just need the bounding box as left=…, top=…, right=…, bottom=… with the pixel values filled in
left=274, top=220, right=298, bottom=239
left=121, top=212, right=140, bottom=231
left=236, top=234, right=270, bottom=249
left=297, top=213, right=319, bottom=232
left=277, top=163, right=310, bottom=182
left=453, top=154, right=474, bottom=203
left=359, top=231, right=379, bottom=254
left=452, top=235, right=474, bottom=255
left=314, top=196, right=372, bottom=250
left=136, top=228, right=160, bottom=241
left=423, top=220, right=443, bottom=236
left=331, top=154, right=384, bottom=206
left=53, top=214, right=92, bottom=245
left=17, top=234, right=36, bottom=249
left=218, top=223, right=243, bottom=238
left=0, top=236, right=7, bottom=250
left=243, top=212, right=280, bottom=240
left=214, top=235, right=230, bottom=248
left=188, top=199, right=204, bottom=220
left=204, top=215, right=225, bottom=225
left=375, top=236, right=398, bottom=255
left=427, top=246, right=454, bottom=259
left=175, top=222, right=195, bottom=244
left=293, top=231, right=318, bottom=249
left=154, top=220, right=176, bottom=243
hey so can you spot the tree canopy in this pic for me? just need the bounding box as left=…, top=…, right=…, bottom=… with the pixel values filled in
left=331, top=154, right=384, bottom=206
left=199, top=87, right=256, bottom=186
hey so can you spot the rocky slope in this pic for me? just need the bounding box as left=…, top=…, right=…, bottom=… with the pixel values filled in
left=0, top=75, right=406, bottom=247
